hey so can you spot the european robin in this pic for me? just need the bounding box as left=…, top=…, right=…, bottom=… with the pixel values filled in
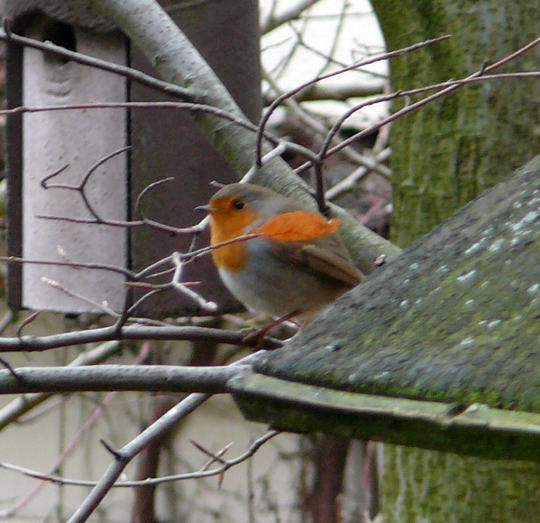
left=198, top=183, right=363, bottom=325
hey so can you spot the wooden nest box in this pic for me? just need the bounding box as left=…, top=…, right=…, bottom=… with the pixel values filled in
left=4, top=0, right=261, bottom=318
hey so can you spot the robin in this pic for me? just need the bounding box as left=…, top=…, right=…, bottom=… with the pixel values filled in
left=198, top=183, right=363, bottom=326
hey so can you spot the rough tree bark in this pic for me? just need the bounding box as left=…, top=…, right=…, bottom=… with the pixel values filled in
left=369, top=0, right=540, bottom=520
left=371, top=0, right=540, bottom=247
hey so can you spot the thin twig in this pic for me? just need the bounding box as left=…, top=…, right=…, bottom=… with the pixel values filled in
left=191, top=439, right=231, bottom=466
left=170, top=252, right=218, bottom=312
left=0, top=430, right=280, bottom=488
left=16, top=312, right=41, bottom=339
left=40, top=277, right=120, bottom=316
left=325, top=148, right=392, bottom=200
left=135, top=177, right=174, bottom=218
left=261, top=0, right=320, bottom=33
left=0, top=28, right=195, bottom=101
left=239, top=143, right=289, bottom=184
left=0, top=256, right=135, bottom=279
left=256, top=34, right=452, bottom=167
left=0, top=324, right=283, bottom=353
left=313, top=39, right=540, bottom=167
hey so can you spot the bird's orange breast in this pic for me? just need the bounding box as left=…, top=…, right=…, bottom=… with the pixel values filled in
left=209, top=198, right=260, bottom=272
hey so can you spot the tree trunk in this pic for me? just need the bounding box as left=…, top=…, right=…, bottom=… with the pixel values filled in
left=371, top=0, right=540, bottom=247
left=382, top=446, right=540, bottom=522
left=370, top=0, right=540, bottom=520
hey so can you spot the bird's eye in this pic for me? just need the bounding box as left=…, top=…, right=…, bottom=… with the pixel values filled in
left=233, top=199, right=245, bottom=210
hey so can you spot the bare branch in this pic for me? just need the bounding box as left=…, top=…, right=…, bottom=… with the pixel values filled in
left=0, top=324, right=283, bottom=353
left=325, top=148, right=392, bottom=200
left=287, top=21, right=387, bottom=80
left=257, top=34, right=452, bottom=167
left=0, top=430, right=279, bottom=488
left=170, top=252, right=218, bottom=313
left=294, top=41, right=540, bottom=176
left=0, top=343, right=155, bottom=517
left=0, top=364, right=247, bottom=394
left=261, top=0, right=320, bottom=34
left=66, top=343, right=270, bottom=522
left=263, top=80, right=385, bottom=105
left=0, top=27, right=195, bottom=101
left=0, top=341, right=123, bottom=430
left=68, top=392, right=209, bottom=522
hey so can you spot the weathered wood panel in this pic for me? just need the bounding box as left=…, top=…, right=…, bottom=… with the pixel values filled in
left=21, top=23, right=127, bottom=312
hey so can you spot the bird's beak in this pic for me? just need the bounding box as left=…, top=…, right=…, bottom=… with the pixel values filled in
left=195, top=204, right=214, bottom=213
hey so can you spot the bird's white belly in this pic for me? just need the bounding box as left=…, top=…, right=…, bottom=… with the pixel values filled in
left=218, top=250, right=343, bottom=321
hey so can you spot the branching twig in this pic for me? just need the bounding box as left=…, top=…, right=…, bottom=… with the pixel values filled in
left=65, top=392, right=209, bottom=522
left=0, top=344, right=154, bottom=516
left=325, top=148, right=392, bottom=200
left=312, top=39, right=540, bottom=168
left=1, top=101, right=321, bottom=235
left=262, top=70, right=390, bottom=213
left=170, top=252, right=217, bottom=313
left=1, top=229, right=260, bottom=317
left=41, top=146, right=130, bottom=222
left=0, top=430, right=279, bottom=488
left=0, top=100, right=324, bottom=184
left=256, top=34, right=452, bottom=168
left=257, top=34, right=451, bottom=213
left=66, top=345, right=269, bottom=522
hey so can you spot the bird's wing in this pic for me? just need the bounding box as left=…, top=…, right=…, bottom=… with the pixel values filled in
left=272, top=234, right=363, bottom=288
left=250, top=210, right=363, bottom=288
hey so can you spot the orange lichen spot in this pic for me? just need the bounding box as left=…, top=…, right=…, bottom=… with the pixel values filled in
left=252, top=211, right=341, bottom=242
